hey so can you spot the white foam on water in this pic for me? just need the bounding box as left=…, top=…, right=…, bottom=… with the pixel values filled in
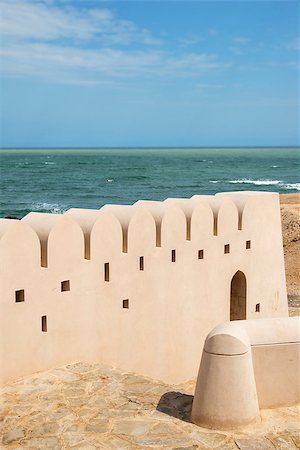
left=44, top=162, right=56, bottom=165
left=107, top=179, right=114, bottom=183
left=229, top=179, right=281, bottom=185
left=208, top=179, right=299, bottom=190
left=281, top=183, right=300, bottom=191
left=31, top=202, right=66, bottom=214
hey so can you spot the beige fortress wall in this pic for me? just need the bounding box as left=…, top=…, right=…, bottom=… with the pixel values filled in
left=0, top=219, right=42, bottom=383
left=0, top=214, right=97, bottom=383
left=0, top=191, right=288, bottom=385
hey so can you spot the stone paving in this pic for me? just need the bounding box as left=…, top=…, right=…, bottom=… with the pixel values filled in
left=0, top=362, right=299, bottom=449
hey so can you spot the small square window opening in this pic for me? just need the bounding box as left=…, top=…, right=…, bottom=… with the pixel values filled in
left=224, top=244, right=230, bottom=254
left=15, top=289, right=25, bottom=303
left=61, top=280, right=70, bottom=292
left=255, top=303, right=260, bottom=312
left=123, top=299, right=129, bottom=309
left=246, top=240, right=251, bottom=249
left=198, top=249, right=204, bottom=260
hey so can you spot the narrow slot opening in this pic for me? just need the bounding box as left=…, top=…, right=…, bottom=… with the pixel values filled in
left=41, top=315, right=47, bottom=332
left=213, top=216, right=218, bottom=236
left=198, top=249, right=204, bottom=260
left=238, top=211, right=243, bottom=231
left=61, top=280, right=70, bottom=292
left=255, top=303, right=260, bottom=312
left=224, top=244, right=230, bottom=254
left=123, top=299, right=129, bottom=309
left=186, top=218, right=191, bottom=241
left=139, top=256, right=144, bottom=271
left=246, top=240, right=251, bottom=249
left=15, top=289, right=25, bottom=303
left=171, top=249, right=176, bottom=262
left=84, top=235, right=91, bottom=260
left=122, top=229, right=128, bottom=253
left=104, top=262, right=110, bottom=282
left=156, top=223, right=161, bottom=247
left=40, top=241, right=48, bottom=268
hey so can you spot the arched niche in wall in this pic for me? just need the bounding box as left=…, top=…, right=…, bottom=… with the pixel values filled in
left=217, top=198, right=240, bottom=238
left=164, top=198, right=197, bottom=241
left=190, top=202, right=215, bottom=244
left=230, top=270, right=247, bottom=321
left=134, top=200, right=165, bottom=247
left=90, top=211, right=123, bottom=261
left=0, top=219, right=41, bottom=290
left=127, top=208, right=156, bottom=255
left=160, top=206, right=187, bottom=249
left=22, top=212, right=61, bottom=267
left=47, top=217, right=85, bottom=271
left=64, top=208, right=101, bottom=260
left=241, top=193, right=280, bottom=235
left=100, top=205, right=134, bottom=253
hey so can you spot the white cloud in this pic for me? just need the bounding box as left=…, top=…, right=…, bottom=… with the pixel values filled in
left=196, top=83, right=224, bottom=89
left=0, top=0, right=229, bottom=84
left=0, top=0, right=99, bottom=40
left=228, top=36, right=250, bottom=55
left=177, top=36, right=203, bottom=47
left=233, top=36, right=250, bottom=45
left=286, top=37, right=300, bottom=51
left=237, top=61, right=299, bottom=71
left=0, top=42, right=228, bottom=83
left=208, top=29, right=218, bottom=37
left=0, top=0, right=162, bottom=45
left=266, top=60, right=300, bottom=69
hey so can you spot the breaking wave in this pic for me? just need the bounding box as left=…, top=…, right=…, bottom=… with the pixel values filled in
left=229, top=179, right=281, bottom=185
left=31, top=202, right=67, bottom=214
left=282, top=183, right=300, bottom=191
left=209, top=179, right=300, bottom=191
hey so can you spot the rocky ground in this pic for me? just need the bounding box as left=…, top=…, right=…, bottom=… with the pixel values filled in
left=1, top=362, right=299, bottom=449
left=280, top=193, right=300, bottom=316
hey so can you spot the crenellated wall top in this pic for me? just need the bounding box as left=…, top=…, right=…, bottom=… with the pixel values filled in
left=0, top=191, right=280, bottom=267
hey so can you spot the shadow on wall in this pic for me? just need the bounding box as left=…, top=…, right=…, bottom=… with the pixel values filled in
left=156, top=391, right=193, bottom=423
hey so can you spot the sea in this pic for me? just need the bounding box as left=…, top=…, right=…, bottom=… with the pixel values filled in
left=0, top=147, right=299, bottom=218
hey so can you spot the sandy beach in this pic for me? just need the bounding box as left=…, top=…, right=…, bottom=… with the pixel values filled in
left=280, top=193, right=300, bottom=316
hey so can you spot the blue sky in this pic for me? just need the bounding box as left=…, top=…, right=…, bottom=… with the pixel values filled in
left=0, top=0, right=299, bottom=147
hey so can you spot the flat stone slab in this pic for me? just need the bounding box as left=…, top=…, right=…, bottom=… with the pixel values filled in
left=235, top=438, right=276, bottom=450
left=0, top=362, right=299, bottom=449
left=2, top=428, right=25, bottom=445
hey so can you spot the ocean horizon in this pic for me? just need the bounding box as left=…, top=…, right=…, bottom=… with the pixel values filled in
left=1, top=146, right=299, bottom=218
left=1, top=145, right=298, bottom=151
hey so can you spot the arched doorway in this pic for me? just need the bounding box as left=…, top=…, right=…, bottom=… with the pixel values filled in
left=230, top=271, right=246, bottom=321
